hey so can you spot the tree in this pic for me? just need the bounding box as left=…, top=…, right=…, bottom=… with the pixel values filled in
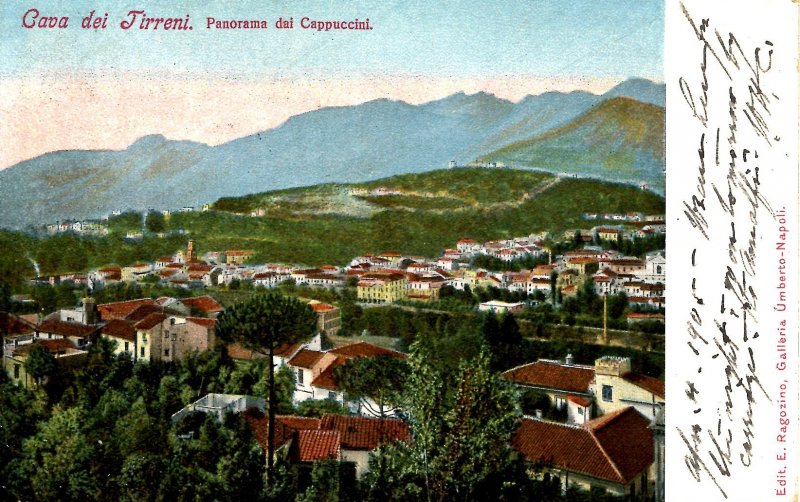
left=549, top=270, right=558, bottom=305
left=24, top=345, right=56, bottom=387
left=385, top=341, right=522, bottom=501
left=215, top=292, right=317, bottom=483
left=145, top=210, right=166, bottom=233
left=334, top=355, right=408, bottom=419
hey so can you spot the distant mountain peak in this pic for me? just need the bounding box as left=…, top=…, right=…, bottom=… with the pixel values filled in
left=128, top=134, right=169, bottom=150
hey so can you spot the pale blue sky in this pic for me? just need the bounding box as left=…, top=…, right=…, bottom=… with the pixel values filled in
left=1, top=0, right=663, bottom=79
left=1, top=1, right=663, bottom=168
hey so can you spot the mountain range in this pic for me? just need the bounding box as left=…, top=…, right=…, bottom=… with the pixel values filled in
left=0, top=78, right=664, bottom=229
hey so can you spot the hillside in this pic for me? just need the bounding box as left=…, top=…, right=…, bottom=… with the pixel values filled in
left=0, top=79, right=664, bottom=229
left=479, top=97, right=665, bottom=193
left=196, top=168, right=665, bottom=265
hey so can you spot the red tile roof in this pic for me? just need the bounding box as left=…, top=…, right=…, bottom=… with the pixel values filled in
left=14, top=338, right=78, bottom=356
left=319, top=415, right=411, bottom=450
left=291, top=430, right=341, bottom=462
left=37, top=318, right=99, bottom=338
left=310, top=357, right=346, bottom=390
left=180, top=296, right=224, bottom=314
left=101, top=319, right=136, bottom=342
left=288, top=349, right=324, bottom=369
left=513, top=407, right=653, bottom=485
left=567, top=395, right=592, bottom=408
left=97, top=298, right=158, bottom=321
left=0, top=313, right=36, bottom=336
left=244, top=409, right=320, bottom=452
left=274, top=342, right=302, bottom=358
left=622, top=372, right=665, bottom=399
left=125, top=304, right=182, bottom=323
left=503, top=360, right=595, bottom=394
left=134, top=313, right=168, bottom=330
left=308, top=301, right=337, bottom=313
left=329, top=342, right=405, bottom=359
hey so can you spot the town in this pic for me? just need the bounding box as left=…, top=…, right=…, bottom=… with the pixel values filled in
left=1, top=215, right=665, bottom=501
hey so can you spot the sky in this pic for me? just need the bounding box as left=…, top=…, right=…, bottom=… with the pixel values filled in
left=0, top=0, right=664, bottom=168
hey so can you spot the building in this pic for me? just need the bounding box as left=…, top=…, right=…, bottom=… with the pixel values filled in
left=477, top=300, right=525, bottom=315
left=245, top=411, right=410, bottom=478
left=307, top=300, right=341, bottom=336
left=225, top=250, right=255, bottom=265
left=180, top=296, right=225, bottom=318
left=100, top=319, right=137, bottom=357
left=593, top=356, right=664, bottom=421
left=171, top=393, right=265, bottom=423
left=503, top=357, right=595, bottom=424
left=3, top=339, right=88, bottom=388
left=504, top=355, right=665, bottom=423
left=357, top=271, right=407, bottom=304
left=512, top=407, right=654, bottom=498
left=133, top=313, right=216, bottom=363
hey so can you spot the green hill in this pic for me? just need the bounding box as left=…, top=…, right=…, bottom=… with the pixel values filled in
left=177, top=168, right=663, bottom=265
left=479, top=97, right=665, bottom=193
left=3, top=168, right=665, bottom=276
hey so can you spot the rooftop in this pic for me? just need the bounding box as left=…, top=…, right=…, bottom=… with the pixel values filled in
left=503, top=360, right=595, bottom=394
left=512, top=407, right=653, bottom=485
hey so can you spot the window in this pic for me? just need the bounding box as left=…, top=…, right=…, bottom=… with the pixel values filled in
left=656, top=265, right=662, bottom=274
left=140, top=347, right=145, bottom=357
left=164, top=349, right=170, bottom=357
left=124, top=342, right=129, bottom=352
left=602, top=385, right=613, bottom=402
left=555, top=397, right=566, bottom=410
left=13, top=364, right=20, bottom=379
left=328, top=391, right=336, bottom=401
left=297, top=368, right=304, bottom=385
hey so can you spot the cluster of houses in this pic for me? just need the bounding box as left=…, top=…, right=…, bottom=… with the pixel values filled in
left=45, top=220, right=109, bottom=236
left=2, top=281, right=665, bottom=500
left=35, top=223, right=665, bottom=317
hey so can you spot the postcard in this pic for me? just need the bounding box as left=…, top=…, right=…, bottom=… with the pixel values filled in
left=0, top=1, right=796, bottom=501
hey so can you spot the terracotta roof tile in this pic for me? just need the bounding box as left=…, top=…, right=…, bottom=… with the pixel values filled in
left=308, top=301, right=337, bottom=313
left=244, top=410, right=320, bottom=452
left=319, top=414, right=410, bottom=450
left=310, top=358, right=346, bottom=390
left=274, top=342, right=302, bottom=358
left=37, top=318, right=99, bottom=338
left=567, top=395, right=592, bottom=408
left=14, top=338, right=78, bottom=356
left=291, top=430, right=341, bottom=462
left=513, top=407, right=653, bottom=485
left=622, top=372, right=665, bottom=399
left=288, top=349, right=324, bottom=369
left=0, top=313, right=36, bottom=336
left=97, top=298, right=158, bottom=321
left=180, top=296, right=224, bottom=314
left=101, top=319, right=136, bottom=342
left=134, top=313, right=168, bottom=330
left=503, top=360, right=594, bottom=394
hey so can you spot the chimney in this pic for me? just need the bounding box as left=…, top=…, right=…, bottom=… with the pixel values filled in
left=565, top=353, right=574, bottom=365
left=82, top=297, right=97, bottom=325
